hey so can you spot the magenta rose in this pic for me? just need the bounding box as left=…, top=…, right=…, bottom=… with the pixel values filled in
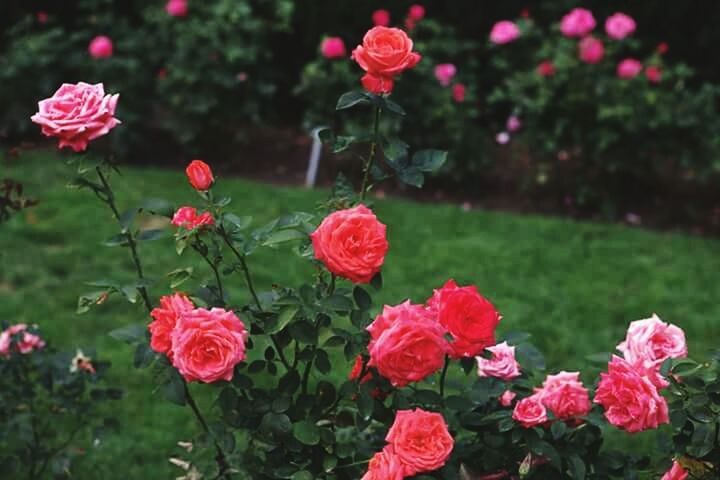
left=31, top=82, right=120, bottom=152
left=578, top=36, right=604, bottom=64
left=512, top=394, right=548, bottom=428
left=321, top=37, right=346, bottom=59
left=534, top=371, right=591, bottom=420
left=500, top=390, right=517, bottom=407
left=166, top=0, right=188, bottom=17
left=489, top=21, right=520, bottom=44
left=434, top=63, right=457, bottom=87
left=452, top=83, right=466, bottom=103
left=476, top=341, right=521, bottom=381
left=560, top=8, right=596, bottom=38
left=605, top=12, right=636, bottom=40
left=88, top=35, right=113, bottom=58
left=617, top=58, right=643, bottom=79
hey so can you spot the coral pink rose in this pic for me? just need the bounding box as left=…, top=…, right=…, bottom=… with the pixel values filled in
left=537, top=60, right=556, bottom=77
left=535, top=371, right=591, bottom=420
left=361, top=448, right=406, bottom=480
left=366, top=300, right=431, bottom=350
left=0, top=324, right=45, bottom=357
left=512, top=394, right=548, bottom=428
left=617, top=314, right=687, bottom=388
left=427, top=279, right=501, bottom=358
left=171, top=207, right=215, bottom=231
left=646, top=66, right=663, bottom=84
left=148, top=293, right=195, bottom=358
left=88, top=35, right=113, bottom=58
left=386, top=409, right=454, bottom=475
left=617, top=59, right=643, bottom=79
left=185, top=160, right=214, bottom=191
left=560, top=8, right=596, bottom=38
left=310, top=205, right=388, bottom=284
left=605, top=13, right=636, bottom=40
left=500, top=390, right=517, bottom=407
left=452, top=83, right=466, bottom=103
left=321, top=37, right=347, bottom=59
left=368, top=311, right=448, bottom=387
left=408, top=4, right=425, bottom=22
left=434, top=63, right=457, bottom=87
left=351, top=27, right=421, bottom=94
left=477, top=341, right=521, bottom=380
left=171, top=307, right=248, bottom=383
left=594, top=355, right=669, bottom=433
left=31, top=82, right=120, bottom=152
left=578, top=36, right=604, bottom=64
left=166, top=0, right=188, bottom=17
left=372, top=9, right=390, bottom=27
left=661, top=461, right=688, bottom=480
left=490, top=21, right=520, bottom=44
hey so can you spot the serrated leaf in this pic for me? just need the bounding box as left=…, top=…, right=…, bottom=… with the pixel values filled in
left=397, top=167, right=424, bottom=188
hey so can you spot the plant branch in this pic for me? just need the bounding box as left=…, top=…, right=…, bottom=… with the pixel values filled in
left=192, top=241, right=224, bottom=303
left=359, top=106, right=382, bottom=201
left=183, top=381, right=231, bottom=479
left=439, top=355, right=450, bottom=397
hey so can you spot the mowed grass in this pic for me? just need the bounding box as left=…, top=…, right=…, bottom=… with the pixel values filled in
left=1, top=150, right=719, bottom=478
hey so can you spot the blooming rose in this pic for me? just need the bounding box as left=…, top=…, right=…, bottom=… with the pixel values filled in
left=560, top=8, right=596, bottom=38
left=496, top=132, right=510, bottom=145
left=148, top=293, right=195, bottom=357
left=185, top=160, right=214, bottom=191
left=171, top=207, right=215, bottom=231
left=490, top=21, right=520, bottom=44
left=171, top=307, right=248, bottom=383
left=361, top=448, right=406, bottom=480
left=0, top=324, right=45, bottom=357
left=368, top=312, right=448, bottom=387
left=434, top=63, right=457, bottom=87
left=351, top=27, right=421, bottom=94
left=366, top=300, right=430, bottom=350
left=31, top=82, right=120, bottom=152
left=506, top=116, right=522, bottom=132
left=646, top=66, right=663, bottom=84
left=512, top=394, right=548, bottom=428
left=386, top=409, right=454, bottom=475
left=578, top=36, right=604, bottom=64
left=321, top=37, right=346, bottom=59
left=605, top=13, right=636, bottom=40
left=452, top=83, right=466, bottom=103
left=427, top=279, right=501, bottom=358
left=500, top=390, right=517, bottom=407
left=537, top=60, right=556, bottom=77
left=166, top=0, right=188, bottom=17
left=535, top=371, right=591, bottom=420
left=372, top=9, right=390, bottom=27
left=88, top=35, right=113, bottom=58
left=661, top=461, right=688, bottom=480
left=408, top=4, right=425, bottom=22
left=617, top=59, right=643, bottom=79
left=594, top=355, right=669, bottom=433
left=477, top=342, right=521, bottom=380
left=310, top=204, right=388, bottom=283
left=617, top=314, right=687, bottom=388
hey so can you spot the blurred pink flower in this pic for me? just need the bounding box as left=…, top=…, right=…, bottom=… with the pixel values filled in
left=560, top=8, right=596, bottom=38
left=605, top=12, right=636, bottom=40
left=496, top=132, right=510, bottom=145
left=408, top=4, right=425, bottom=21
left=434, top=63, right=457, bottom=87
left=617, top=58, right=643, bottom=79
left=372, top=9, right=390, bottom=27
left=657, top=42, right=669, bottom=55
left=506, top=116, right=522, bottom=132
left=321, top=37, right=346, bottom=59
left=452, top=83, right=466, bottom=102
left=490, top=21, right=520, bottom=44
left=88, top=35, right=113, bottom=59
left=165, top=0, right=188, bottom=17
left=537, top=61, right=556, bottom=77
left=578, top=36, right=604, bottom=64
left=646, top=65, right=663, bottom=83
left=37, top=12, right=49, bottom=23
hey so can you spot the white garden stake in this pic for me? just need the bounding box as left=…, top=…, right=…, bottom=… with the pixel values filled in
left=306, top=126, right=327, bottom=188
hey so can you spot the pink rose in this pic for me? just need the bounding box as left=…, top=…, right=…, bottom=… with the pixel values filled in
left=372, top=9, right=390, bottom=27
left=537, top=61, right=556, bottom=77
left=512, top=394, right=548, bottom=428
left=148, top=293, right=195, bottom=358
left=31, top=82, right=120, bottom=152
left=427, top=279, right=501, bottom=358
left=321, top=37, right=347, bottom=59
left=310, top=205, right=388, bottom=284
left=386, top=409, right=454, bottom=475
left=434, top=63, right=457, bottom=87
left=477, top=341, right=521, bottom=380
left=352, top=27, right=422, bottom=94
left=88, top=35, right=113, bottom=59
left=617, top=314, right=687, bottom=388
left=506, top=116, right=522, bottom=132
left=367, top=300, right=431, bottom=350
left=500, top=390, right=517, bottom=407
left=646, top=66, right=663, bottom=84
left=171, top=207, right=215, bottom=231
left=361, top=448, right=406, bottom=480
left=171, top=307, right=248, bottom=383
left=368, top=310, right=449, bottom=387
left=594, top=356, right=669, bottom=433
left=496, top=132, right=510, bottom=145
left=617, top=58, right=643, bottom=79
left=490, top=21, right=520, bottom=44
left=560, top=8, right=596, bottom=38
left=166, top=0, right=188, bottom=17
left=408, top=4, right=426, bottom=22
left=578, top=36, right=604, bottom=64
left=0, top=324, right=45, bottom=357
left=661, top=461, right=688, bottom=480
left=605, top=13, right=636, bottom=40
left=535, top=371, right=591, bottom=420
left=452, top=83, right=466, bottom=103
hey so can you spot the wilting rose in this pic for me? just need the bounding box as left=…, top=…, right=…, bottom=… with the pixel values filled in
left=185, top=160, right=214, bottom=191
left=476, top=341, right=521, bottom=380
left=646, top=66, right=663, bottom=84
left=452, top=83, right=466, bottom=103
left=512, top=394, right=548, bottom=428
left=594, top=355, right=669, bottom=433
left=31, top=82, right=120, bottom=152
left=386, top=409, right=454, bottom=475
left=535, top=371, right=591, bottom=420
left=0, top=324, right=45, bottom=357
left=148, top=293, right=195, bottom=358
left=171, top=307, right=248, bottom=383
left=171, top=207, right=215, bottom=231
left=605, top=12, right=636, bottom=40
left=617, top=58, right=643, bottom=79
left=88, top=35, right=113, bottom=58
left=500, top=390, right=517, bottom=407
left=560, top=8, right=596, bottom=38
left=310, top=205, right=388, bottom=284
left=537, top=60, right=556, bottom=77
left=434, top=63, right=457, bottom=87
left=321, top=37, right=346, bottom=59
left=661, top=461, right=688, bottom=480
left=166, top=0, right=188, bottom=17
left=351, top=27, right=421, bottom=94
left=578, top=36, right=604, bottom=64
left=361, top=448, right=406, bottom=480
left=489, top=21, right=520, bottom=44
left=372, top=9, right=390, bottom=27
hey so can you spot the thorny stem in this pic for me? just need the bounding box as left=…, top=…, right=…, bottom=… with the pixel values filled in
left=359, top=106, right=382, bottom=201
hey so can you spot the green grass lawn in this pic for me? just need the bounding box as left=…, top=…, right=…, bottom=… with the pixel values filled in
left=2, top=150, right=719, bottom=478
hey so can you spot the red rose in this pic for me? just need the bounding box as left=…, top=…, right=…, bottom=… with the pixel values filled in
left=185, top=159, right=214, bottom=191
left=537, top=60, right=556, bottom=77
left=310, top=205, right=388, bottom=284
left=385, top=409, right=454, bottom=475
left=351, top=27, right=421, bottom=94
left=148, top=293, right=194, bottom=358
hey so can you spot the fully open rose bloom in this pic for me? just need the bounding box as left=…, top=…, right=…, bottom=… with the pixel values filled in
left=171, top=206, right=215, bottom=231
left=148, top=293, right=195, bottom=358
left=0, top=324, right=45, bottom=357
left=560, top=8, right=596, bottom=38
left=661, top=461, right=688, bottom=480
left=368, top=308, right=448, bottom=387
left=594, top=355, right=669, bottom=432
left=617, top=59, right=643, bottom=79
left=321, top=37, right=346, bottom=59
left=31, top=82, right=120, bottom=152
left=512, top=394, right=548, bottom=428
left=489, top=21, right=520, bottom=45
left=579, top=36, right=604, bottom=64
left=477, top=341, right=521, bottom=380
left=351, top=27, right=421, bottom=94
left=605, top=13, right=636, bottom=40
left=434, top=63, right=457, bottom=87
left=185, top=160, right=214, bottom=191
left=617, top=314, right=687, bottom=388
left=366, top=300, right=430, bottom=350
left=362, top=447, right=406, bottom=480
left=171, top=307, right=248, bottom=383
left=535, top=371, right=591, bottom=420
left=386, top=409, right=454, bottom=475
left=427, top=279, right=501, bottom=358
left=310, top=205, right=388, bottom=284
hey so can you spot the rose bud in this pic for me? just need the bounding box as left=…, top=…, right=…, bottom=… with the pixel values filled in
left=185, top=160, right=214, bottom=191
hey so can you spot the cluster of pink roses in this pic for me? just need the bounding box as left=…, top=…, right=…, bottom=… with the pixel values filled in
left=512, top=371, right=591, bottom=428
left=362, top=408, right=454, bottom=479
left=434, top=64, right=466, bottom=103
left=371, top=5, right=425, bottom=31
left=0, top=323, right=45, bottom=358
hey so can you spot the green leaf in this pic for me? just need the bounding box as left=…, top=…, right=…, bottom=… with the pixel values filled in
left=412, top=150, right=447, bottom=172
left=353, top=287, right=372, bottom=311
left=516, top=343, right=546, bottom=371
left=384, top=99, right=406, bottom=116
left=119, top=209, right=137, bottom=233
left=163, top=372, right=186, bottom=406
left=332, top=136, right=355, bottom=153
left=531, top=441, right=561, bottom=470
left=291, top=471, right=313, bottom=480
left=222, top=213, right=252, bottom=231
left=265, top=306, right=299, bottom=335
left=103, top=233, right=129, bottom=247
left=551, top=420, right=567, bottom=439
left=109, top=324, right=147, bottom=344
left=321, top=294, right=354, bottom=312
left=133, top=343, right=156, bottom=369
left=397, top=166, right=424, bottom=188
left=140, top=198, right=174, bottom=217
left=370, top=272, right=383, bottom=290
left=315, top=349, right=331, bottom=374
left=293, top=420, right=321, bottom=445
left=262, top=229, right=306, bottom=246
left=336, top=91, right=370, bottom=111
left=137, top=229, right=166, bottom=241
left=77, top=290, right=112, bottom=313
left=167, top=267, right=193, bottom=288
left=567, top=454, right=586, bottom=480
